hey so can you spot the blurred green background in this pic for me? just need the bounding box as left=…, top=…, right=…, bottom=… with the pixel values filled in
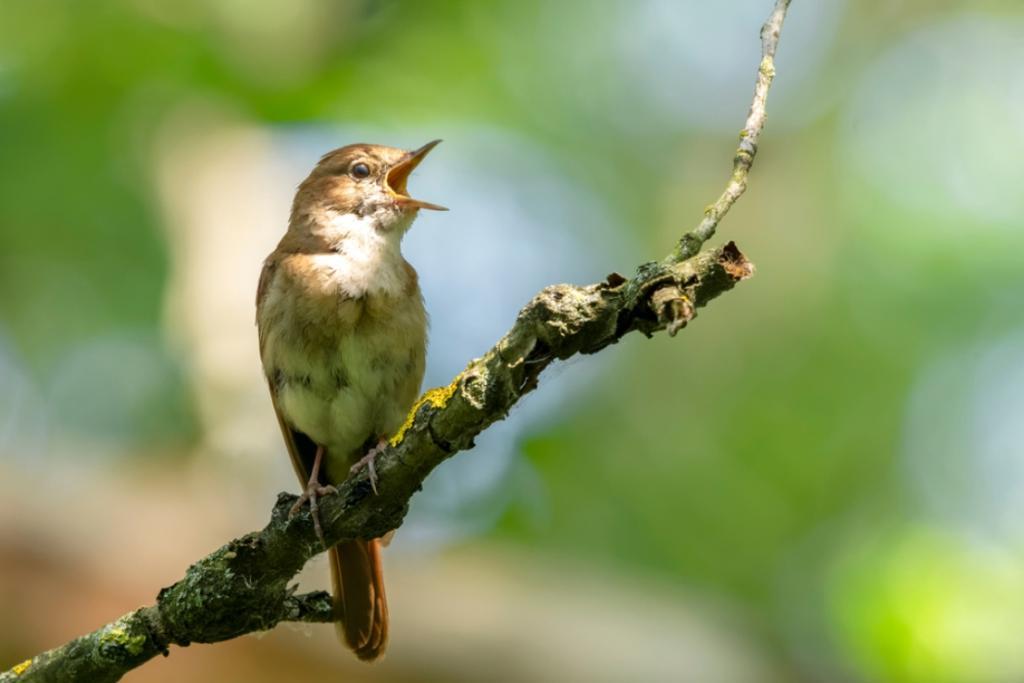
left=3, top=1, right=1024, bottom=681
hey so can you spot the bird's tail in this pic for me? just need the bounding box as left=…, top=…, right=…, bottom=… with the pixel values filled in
left=329, top=539, right=388, bottom=661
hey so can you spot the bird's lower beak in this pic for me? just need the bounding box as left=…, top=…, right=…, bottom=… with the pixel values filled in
left=386, top=139, right=448, bottom=211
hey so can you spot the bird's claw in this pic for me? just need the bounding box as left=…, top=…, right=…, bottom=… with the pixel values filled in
left=289, top=480, right=337, bottom=545
left=350, top=440, right=387, bottom=495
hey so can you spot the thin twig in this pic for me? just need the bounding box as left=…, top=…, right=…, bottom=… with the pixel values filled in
left=669, top=0, right=791, bottom=263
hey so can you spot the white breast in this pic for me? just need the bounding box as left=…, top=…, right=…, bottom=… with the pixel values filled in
left=311, top=210, right=414, bottom=298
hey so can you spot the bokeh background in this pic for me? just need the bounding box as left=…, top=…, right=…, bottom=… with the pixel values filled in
left=2, top=0, right=1023, bottom=681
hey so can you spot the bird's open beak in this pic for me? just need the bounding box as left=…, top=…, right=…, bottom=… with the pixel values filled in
left=386, top=139, right=448, bottom=211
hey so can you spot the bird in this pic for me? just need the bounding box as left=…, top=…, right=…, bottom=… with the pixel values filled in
left=255, top=140, right=445, bottom=661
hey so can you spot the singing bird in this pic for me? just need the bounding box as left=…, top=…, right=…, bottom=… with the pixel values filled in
left=256, top=140, right=445, bottom=660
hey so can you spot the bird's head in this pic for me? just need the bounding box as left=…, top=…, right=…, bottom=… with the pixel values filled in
left=291, top=140, right=446, bottom=236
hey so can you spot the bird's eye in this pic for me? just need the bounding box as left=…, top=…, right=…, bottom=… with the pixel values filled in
left=351, top=162, right=371, bottom=179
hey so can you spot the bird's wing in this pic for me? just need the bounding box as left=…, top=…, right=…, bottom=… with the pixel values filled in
left=270, top=395, right=319, bottom=486
left=255, top=256, right=277, bottom=356
left=256, top=255, right=318, bottom=484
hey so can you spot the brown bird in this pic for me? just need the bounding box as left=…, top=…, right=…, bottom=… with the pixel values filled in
left=256, top=140, right=445, bottom=660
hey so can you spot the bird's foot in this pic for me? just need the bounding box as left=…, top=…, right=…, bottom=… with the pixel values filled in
left=350, top=439, right=387, bottom=495
left=289, top=477, right=337, bottom=545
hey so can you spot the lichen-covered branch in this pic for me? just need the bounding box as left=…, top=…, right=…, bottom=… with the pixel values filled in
left=1, top=3, right=790, bottom=681
left=0, top=590, right=336, bottom=683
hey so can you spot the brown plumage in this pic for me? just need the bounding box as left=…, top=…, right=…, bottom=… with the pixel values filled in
left=256, top=141, right=444, bottom=661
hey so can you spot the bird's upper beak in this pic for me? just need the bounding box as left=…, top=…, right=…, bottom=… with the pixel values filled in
left=386, top=139, right=447, bottom=211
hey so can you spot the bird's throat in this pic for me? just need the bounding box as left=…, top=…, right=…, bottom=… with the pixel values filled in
left=307, top=209, right=414, bottom=298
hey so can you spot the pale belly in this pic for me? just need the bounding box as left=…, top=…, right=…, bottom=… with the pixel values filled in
left=279, top=328, right=422, bottom=455
left=262, top=288, right=427, bottom=481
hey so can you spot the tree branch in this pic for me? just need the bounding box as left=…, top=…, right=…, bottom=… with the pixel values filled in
left=2, top=2, right=790, bottom=681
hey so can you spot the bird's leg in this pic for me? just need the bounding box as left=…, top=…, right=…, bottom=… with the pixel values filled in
left=349, top=438, right=387, bottom=495
left=289, top=444, right=337, bottom=545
